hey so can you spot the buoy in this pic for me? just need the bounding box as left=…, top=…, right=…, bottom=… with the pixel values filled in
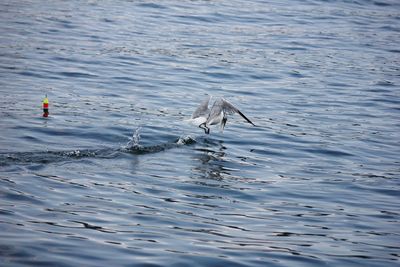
left=43, top=95, right=49, bottom=117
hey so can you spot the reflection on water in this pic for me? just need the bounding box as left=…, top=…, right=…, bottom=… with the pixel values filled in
left=192, top=138, right=227, bottom=181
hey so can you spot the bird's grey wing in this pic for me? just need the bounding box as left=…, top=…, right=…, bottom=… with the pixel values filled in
left=191, top=95, right=211, bottom=119
left=206, top=99, right=223, bottom=124
left=221, top=99, right=255, bottom=126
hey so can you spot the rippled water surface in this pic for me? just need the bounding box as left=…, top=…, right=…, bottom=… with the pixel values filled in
left=1, top=0, right=399, bottom=266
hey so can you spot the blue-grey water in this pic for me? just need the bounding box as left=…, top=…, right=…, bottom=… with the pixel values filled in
left=1, top=1, right=399, bottom=266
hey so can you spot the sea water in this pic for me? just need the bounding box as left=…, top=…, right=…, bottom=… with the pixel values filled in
left=0, top=1, right=399, bottom=266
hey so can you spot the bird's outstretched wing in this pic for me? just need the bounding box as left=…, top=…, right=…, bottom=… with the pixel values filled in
left=206, top=98, right=224, bottom=124
left=191, top=95, right=211, bottom=119
left=221, top=98, right=255, bottom=126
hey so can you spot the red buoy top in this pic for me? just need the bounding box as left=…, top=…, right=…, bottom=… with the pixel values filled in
left=43, top=96, right=49, bottom=117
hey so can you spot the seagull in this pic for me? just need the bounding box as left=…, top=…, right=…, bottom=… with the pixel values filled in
left=189, top=96, right=255, bottom=134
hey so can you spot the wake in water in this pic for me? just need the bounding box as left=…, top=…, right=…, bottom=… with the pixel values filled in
left=0, top=127, right=196, bottom=166
left=121, top=127, right=196, bottom=154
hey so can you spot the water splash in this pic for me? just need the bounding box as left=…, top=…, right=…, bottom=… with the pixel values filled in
left=177, top=135, right=196, bottom=145
left=125, top=127, right=142, bottom=150
left=122, top=127, right=196, bottom=154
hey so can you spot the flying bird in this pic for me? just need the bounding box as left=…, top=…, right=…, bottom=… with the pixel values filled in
left=189, top=96, right=255, bottom=134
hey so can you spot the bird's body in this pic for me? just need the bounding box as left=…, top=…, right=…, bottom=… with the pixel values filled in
left=188, top=96, right=255, bottom=134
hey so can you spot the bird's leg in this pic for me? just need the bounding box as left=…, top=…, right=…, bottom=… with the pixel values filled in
left=199, top=123, right=210, bottom=134
left=221, top=117, right=227, bottom=132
